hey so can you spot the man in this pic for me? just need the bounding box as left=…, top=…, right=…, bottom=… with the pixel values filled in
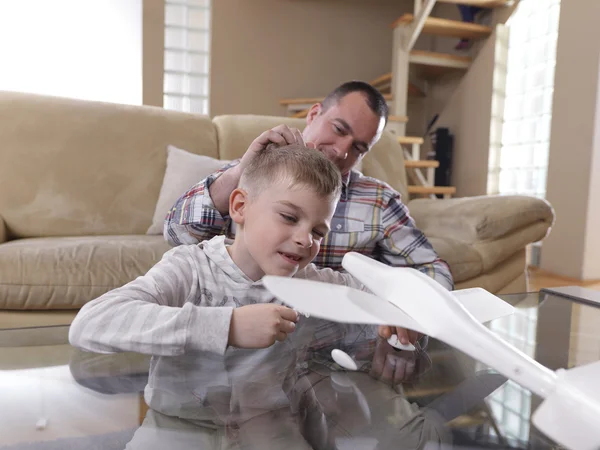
left=165, top=81, right=454, bottom=347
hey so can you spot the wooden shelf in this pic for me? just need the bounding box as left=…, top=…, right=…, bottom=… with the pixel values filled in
left=397, top=136, right=424, bottom=145
left=437, top=0, right=508, bottom=7
left=408, top=185, right=457, bottom=196
left=404, top=160, right=440, bottom=169
left=392, top=14, right=492, bottom=40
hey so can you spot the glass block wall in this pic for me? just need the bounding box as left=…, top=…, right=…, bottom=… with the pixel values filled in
left=488, top=0, right=561, bottom=197
left=164, top=0, right=211, bottom=115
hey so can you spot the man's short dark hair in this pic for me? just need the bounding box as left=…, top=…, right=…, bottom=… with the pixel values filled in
left=321, top=81, right=389, bottom=125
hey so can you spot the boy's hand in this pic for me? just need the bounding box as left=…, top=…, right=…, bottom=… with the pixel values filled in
left=228, top=304, right=299, bottom=349
left=378, top=325, right=422, bottom=346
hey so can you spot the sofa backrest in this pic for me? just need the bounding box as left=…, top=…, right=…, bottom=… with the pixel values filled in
left=0, top=91, right=218, bottom=238
left=0, top=92, right=409, bottom=239
left=213, top=115, right=409, bottom=200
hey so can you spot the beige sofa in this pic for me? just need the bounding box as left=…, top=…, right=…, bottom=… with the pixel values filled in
left=0, top=91, right=554, bottom=327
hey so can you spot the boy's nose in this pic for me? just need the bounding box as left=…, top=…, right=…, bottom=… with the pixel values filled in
left=294, top=231, right=313, bottom=248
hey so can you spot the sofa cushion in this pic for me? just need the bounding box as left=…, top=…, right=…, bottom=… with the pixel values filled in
left=454, top=249, right=526, bottom=293
left=213, top=115, right=307, bottom=161
left=428, top=220, right=544, bottom=284
left=147, top=146, right=231, bottom=235
left=0, top=91, right=219, bottom=238
left=0, top=236, right=171, bottom=310
left=212, top=114, right=408, bottom=200
left=427, top=237, right=483, bottom=282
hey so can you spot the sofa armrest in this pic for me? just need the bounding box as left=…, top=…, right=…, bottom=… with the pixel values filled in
left=0, top=215, right=6, bottom=244
left=407, top=195, right=555, bottom=243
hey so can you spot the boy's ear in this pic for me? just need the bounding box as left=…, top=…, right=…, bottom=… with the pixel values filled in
left=229, top=188, right=249, bottom=225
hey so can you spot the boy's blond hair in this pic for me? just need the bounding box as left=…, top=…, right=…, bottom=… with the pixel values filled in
left=239, top=144, right=342, bottom=200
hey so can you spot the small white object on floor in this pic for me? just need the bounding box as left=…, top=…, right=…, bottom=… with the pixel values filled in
left=331, top=349, right=358, bottom=371
left=35, top=418, right=48, bottom=430
left=387, top=334, right=416, bottom=351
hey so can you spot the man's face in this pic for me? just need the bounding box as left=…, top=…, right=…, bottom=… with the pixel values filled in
left=303, top=92, right=385, bottom=175
left=233, top=180, right=336, bottom=280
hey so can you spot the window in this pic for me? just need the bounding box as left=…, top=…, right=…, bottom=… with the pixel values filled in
left=0, top=0, right=142, bottom=105
left=488, top=0, right=561, bottom=197
left=163, top=0, right=211, bottom=115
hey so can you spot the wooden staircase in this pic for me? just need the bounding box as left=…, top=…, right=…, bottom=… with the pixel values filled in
left=391, top=14, right=492, bottom=39
left=278, top=0, right=511, bottom=200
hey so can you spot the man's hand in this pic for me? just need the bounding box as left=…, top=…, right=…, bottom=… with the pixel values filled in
left=210, top=125, right=309, bottom=215
left=228, top=304, right=299, bottom=349
left=239, top=124, right=308, bottom=171
left=378, top=325, right=422, bottom=346
left=369, top=336, right=432, bottom=388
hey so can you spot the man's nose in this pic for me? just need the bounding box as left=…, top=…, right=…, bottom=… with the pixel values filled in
left=333, top=136, right=353, bottom=160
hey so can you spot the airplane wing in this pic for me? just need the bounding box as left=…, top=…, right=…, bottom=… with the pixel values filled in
left=341, top=252, right=515, bottom=326
left=262, top=276, right=427, bottom=334
left=452, top=288, right=515, bottom=324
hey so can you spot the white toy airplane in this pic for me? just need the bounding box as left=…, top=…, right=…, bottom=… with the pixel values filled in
left=263, top=252, right=600, bottom=450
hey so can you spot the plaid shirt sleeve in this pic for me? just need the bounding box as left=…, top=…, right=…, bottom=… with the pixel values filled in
left=164, top=160, right=240, bottom=246
left=378, top=191, right=454, bottom=291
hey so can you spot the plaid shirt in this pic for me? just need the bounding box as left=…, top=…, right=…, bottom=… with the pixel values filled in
left=165, top=160, right=453, bottom=291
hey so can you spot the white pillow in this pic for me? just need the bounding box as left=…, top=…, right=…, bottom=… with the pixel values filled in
left=147, top=145, right=231, bottom=235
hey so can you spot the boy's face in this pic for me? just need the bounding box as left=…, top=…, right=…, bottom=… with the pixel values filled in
left=229, top=180, right=336, bottom=280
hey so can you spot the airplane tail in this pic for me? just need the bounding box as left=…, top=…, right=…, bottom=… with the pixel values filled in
left=532, top=360, right=600, bottom=450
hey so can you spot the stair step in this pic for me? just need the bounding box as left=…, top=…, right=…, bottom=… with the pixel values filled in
left=370, top=73, right=426, bottom=98
left=289, top=109, right=409, bottom=124
left=280, top=93, right=393, bottom=107
left=408, top=185, right=457, bottom=196
left=392, top=14, right=492, bottom=40
left=370, top=72, right=392, bottom=87
left=410, top=50, right=472, bottom=79
left=404, top=160, right=440, bottom=169
left=437, top=0, right=508, bottom=7
left=397, top=136, right=424, bottom=145
left=410, top=50, right=471, bottom=69
left=389, top=115, right=409, bottom=123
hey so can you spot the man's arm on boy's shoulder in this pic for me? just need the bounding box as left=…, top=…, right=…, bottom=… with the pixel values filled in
left=379, top=193, right=454, bottom=291
left=163, top=161, right=239, bottom=246
left=68, top=246, right=233, bottom=356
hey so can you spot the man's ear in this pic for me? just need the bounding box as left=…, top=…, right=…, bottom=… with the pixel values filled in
left=305, top=102, right=322, bottom=126
left=229, top=188, right=249, bottom=226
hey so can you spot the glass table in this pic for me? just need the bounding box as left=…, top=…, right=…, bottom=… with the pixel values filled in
left=0, top=290, right=598, bottom=449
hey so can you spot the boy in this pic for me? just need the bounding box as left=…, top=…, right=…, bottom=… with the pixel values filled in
left=69, top=145, right=405, bottom=444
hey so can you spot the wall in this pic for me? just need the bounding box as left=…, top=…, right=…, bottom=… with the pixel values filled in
left=430, top=30, right=499, bottom=197
left=0, top=0, right=142, bottom=105
left=210, top=0, right=413, bottom=117
left=143, top=0, right=165, bottom=107
left=541, top=0, right=600, bottom=279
